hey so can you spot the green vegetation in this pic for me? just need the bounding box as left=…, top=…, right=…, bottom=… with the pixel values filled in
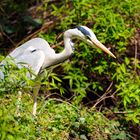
left=0, top=0, right=140, bottom=139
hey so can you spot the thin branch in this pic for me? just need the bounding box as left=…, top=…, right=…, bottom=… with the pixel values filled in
left=91, top=82, right=114, bottom=108
left=51, top=40, right=64, bottom=49
left=38, top=98, right=80, bottom=114
left=16, top=20, right=56, bottom=47
left=0, top=25, right=16, bottom=47
left=16, top=22, right=52, bottom=45
left=134, top=39, right=138, bottom=72
left=113, top=111, right=134, bottom=114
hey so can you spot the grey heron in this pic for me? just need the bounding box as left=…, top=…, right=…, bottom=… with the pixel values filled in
left=0, top=26, right=115, bottom=115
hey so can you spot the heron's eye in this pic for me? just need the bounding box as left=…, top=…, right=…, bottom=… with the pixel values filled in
left=86, top=35, right=91, bottom=40
left=72, top=38, right=77, bottom=43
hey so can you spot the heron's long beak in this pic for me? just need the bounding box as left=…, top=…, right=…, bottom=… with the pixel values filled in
left=91, top=38, right=116, bottom=58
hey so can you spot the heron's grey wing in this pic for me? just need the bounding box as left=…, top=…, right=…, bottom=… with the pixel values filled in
left=13, top=46, right=45, bottom=76
left=9, top=38, right=51, bottom=59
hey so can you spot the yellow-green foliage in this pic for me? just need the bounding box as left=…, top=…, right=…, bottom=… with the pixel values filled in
left=0, top=0, right=140, bottom=139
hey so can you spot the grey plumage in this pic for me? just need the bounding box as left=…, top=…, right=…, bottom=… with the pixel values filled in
left=0, top=26, right=115, bottom=115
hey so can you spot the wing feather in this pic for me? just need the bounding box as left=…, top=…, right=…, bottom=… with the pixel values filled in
left=14, top=46, right=45, bottom=76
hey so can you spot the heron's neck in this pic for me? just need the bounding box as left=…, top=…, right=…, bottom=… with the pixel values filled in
left=54, top=37, right=74, bottom=63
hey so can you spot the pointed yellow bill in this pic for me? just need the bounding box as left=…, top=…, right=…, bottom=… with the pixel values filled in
left=91, top=39, right=116, bottom=58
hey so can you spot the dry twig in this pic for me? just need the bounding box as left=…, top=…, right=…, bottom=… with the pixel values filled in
left=91, top=82, right=116, bottom=109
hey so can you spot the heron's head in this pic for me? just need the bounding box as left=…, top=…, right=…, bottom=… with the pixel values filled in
left=70, top=26, right=116, bottom=58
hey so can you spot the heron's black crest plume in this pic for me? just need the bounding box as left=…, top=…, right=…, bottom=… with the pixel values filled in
left=76, top=26, right=91, bottom=37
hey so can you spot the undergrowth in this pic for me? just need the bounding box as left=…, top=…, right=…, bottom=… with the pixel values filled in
left=0, top=95, right=129, bottom=140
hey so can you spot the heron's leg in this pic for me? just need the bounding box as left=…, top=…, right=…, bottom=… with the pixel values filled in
left=15, top=91, right=22, bottom=116
left=32, top=84, right=40, bottom=116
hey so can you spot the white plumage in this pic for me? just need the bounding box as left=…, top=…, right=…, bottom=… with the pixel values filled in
left=0, top=26, right=115, bottom=115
